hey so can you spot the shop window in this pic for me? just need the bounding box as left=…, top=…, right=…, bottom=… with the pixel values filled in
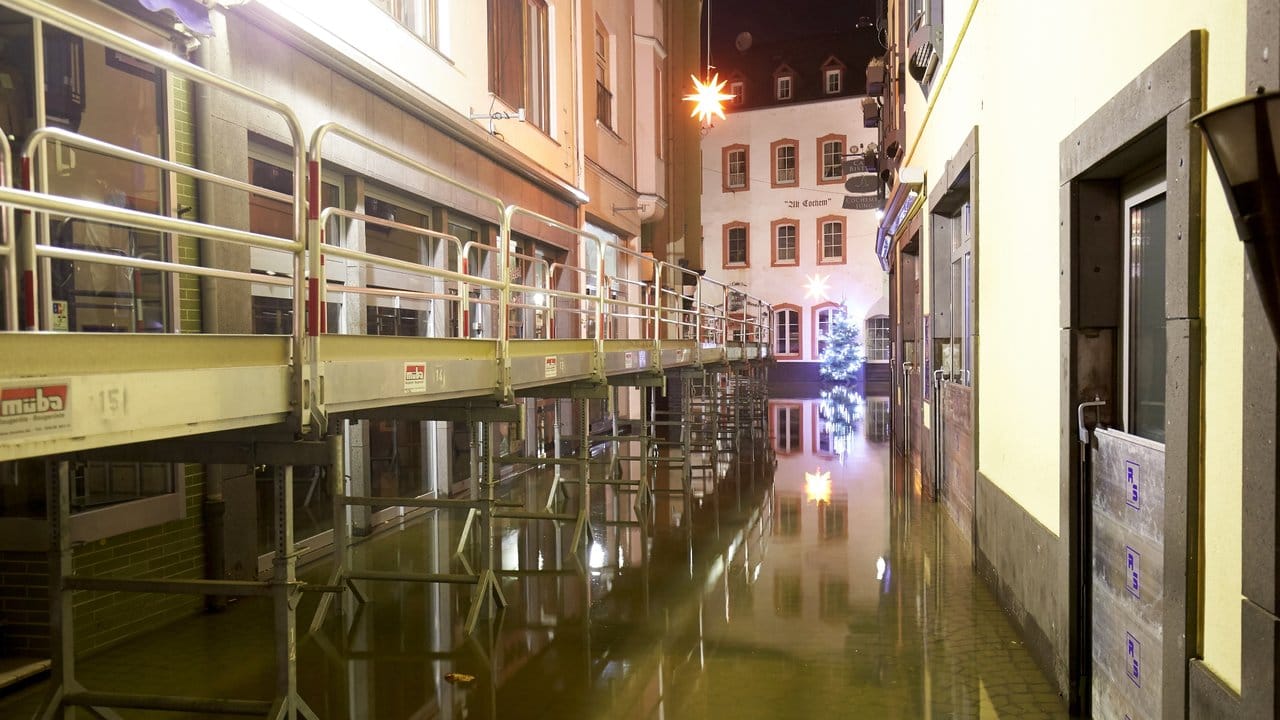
left=46, top=34, right=169, bottom=333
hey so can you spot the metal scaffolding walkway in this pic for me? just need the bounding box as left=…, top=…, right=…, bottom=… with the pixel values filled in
left=0, top=2, right=774, bottom=717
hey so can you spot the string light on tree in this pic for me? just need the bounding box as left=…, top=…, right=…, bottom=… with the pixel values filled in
left=819, top=306, right=865, bottom=382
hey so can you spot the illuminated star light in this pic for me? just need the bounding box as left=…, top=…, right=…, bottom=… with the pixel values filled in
left=805, top=468, right=832, bottom=505
left=684, top=73, right=735, bottom=124
left=805, top=273, right=830, bottom=300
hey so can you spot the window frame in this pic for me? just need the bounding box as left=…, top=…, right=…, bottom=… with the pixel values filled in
left=813, top=301, right=840, bottom=358
left=817, top=133, right=847, bottom=184
left=371, top=0, right=441, bottom=50
left=773, top=304, right=801, bottom=357
left=723, top=221, right=749, bottom=268
left=773, top=64, right=795, bottom=101
left=866, top=315, right=891, bottom=362
left=816, top=214, right=846, bottom=264
left=1121, top=175, right=1168, bottom=442
left=729, top=80, right=744, bottom=105
left=772, top=402, right=803, bottom=454
left=824, top=68, right=842, bottom=94
left=770, top=138, right=798, bottom=188
left=771, top=217, right=799, bottom=266
left=594, top=15, right=613, bottom=129
left=722, top=144, right=749, bottom=191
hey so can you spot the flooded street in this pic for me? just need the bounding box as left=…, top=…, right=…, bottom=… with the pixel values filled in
left=0, top=389, right=1066, bottom=719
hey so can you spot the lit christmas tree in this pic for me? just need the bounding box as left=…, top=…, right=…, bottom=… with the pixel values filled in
left=818, top=307, right=864, bottom=382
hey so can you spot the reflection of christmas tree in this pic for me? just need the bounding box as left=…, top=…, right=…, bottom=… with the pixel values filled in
left=820, top=384, right=865, bottom=455
left=819, top=307, right=864, bottom=382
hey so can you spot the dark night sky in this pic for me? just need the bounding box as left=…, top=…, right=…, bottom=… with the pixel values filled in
left=701, top=0, right=880, bottom=69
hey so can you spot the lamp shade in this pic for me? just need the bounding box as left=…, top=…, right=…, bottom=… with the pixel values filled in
left=1192, top=90, right=1280, bottom=343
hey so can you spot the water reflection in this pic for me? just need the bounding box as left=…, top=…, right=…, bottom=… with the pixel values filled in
left=0, top=390, right=1066, bottom=719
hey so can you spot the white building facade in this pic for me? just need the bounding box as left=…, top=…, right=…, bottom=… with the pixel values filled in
left=702, top=97, right=887, bottom=377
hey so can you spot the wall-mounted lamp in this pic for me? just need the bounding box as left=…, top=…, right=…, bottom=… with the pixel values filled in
left=1192, top=89, right=1280, bottom=343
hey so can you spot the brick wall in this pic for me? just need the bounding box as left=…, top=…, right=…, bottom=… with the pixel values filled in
left=173, top=76, right=203, bottom=333
left=0, top=551, right=49, bottom=656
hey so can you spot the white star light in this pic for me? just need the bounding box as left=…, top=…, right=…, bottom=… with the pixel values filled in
left=805, top=273, right=830, bottom=300
left=684, top=74, right=735, bottom=124
left=805, top=468, right=832, bottom=505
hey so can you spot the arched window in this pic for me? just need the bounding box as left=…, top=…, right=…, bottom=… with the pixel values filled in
left=774, top=305, right=800, bottom=357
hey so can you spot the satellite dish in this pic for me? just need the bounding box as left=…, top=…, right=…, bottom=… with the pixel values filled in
left=735, top=32, right=753, bottom=52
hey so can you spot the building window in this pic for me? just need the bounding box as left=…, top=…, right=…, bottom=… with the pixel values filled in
left=724, top=223, right=749, bottom=267
left=722, top=144, right=748, bottom=191
left=771, top=139, right=797, bottom=187
left=773, top=64, right=795, bottom=101
left=773, top=403, right=802, bottom=453
left=774, top=305, right=800, bottom=356
left=866, top=315, right=890, bottom=361
left=772, top=219, right=798, bottom=266
left=1124, top=177, right=1167, bottom=442
left=818, top=134, right=846, bottom=183
left=817, top=215, right=845, bottom=263
left=655, top=61, right=666, bottom=158
left=866, top=397, right=890, bottom=442
left=776, top=75, right=792, bottom=100
left=824, top=68, right=842, bottom=94
left=488, top=0, right=549, bottom=131
left=814, top=303, right=839, bottom=357
left=371, top=0, right=440, bottom=48
left=595, top=18, right=613, bottom=129
left=730, top=80, right=744, bottom=105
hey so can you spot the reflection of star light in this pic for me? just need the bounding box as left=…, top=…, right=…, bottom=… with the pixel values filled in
left=684, top=74, right=735, bottom=124
left=805, top=273, right=830, bottom=300
left=804, top=468, right=832, bottom=505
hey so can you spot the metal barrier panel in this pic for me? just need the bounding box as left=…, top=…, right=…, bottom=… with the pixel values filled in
left=1092, top=428, right=1165, bottom=720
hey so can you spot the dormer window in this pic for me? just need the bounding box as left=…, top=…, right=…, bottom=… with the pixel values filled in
left=820, top=56, right=847, bottom=96
left=825, top=68, right=842, bottom=93
left=773, top=64, right=796, bottom=101
left=729, top=81, right=744, bottom=105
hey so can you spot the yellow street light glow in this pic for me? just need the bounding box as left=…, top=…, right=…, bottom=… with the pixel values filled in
left=684, top=74, right=735, bottom=124
left=805, top=468, right=832, bottom=505
left=805, top=273, right=830, bottom=300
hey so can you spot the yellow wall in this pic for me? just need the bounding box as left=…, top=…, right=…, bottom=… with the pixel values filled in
left=899, top=0, right=1246, bottom=690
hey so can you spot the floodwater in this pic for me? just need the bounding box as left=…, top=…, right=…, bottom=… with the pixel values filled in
left=0, top=389, right=1067, bottom=719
